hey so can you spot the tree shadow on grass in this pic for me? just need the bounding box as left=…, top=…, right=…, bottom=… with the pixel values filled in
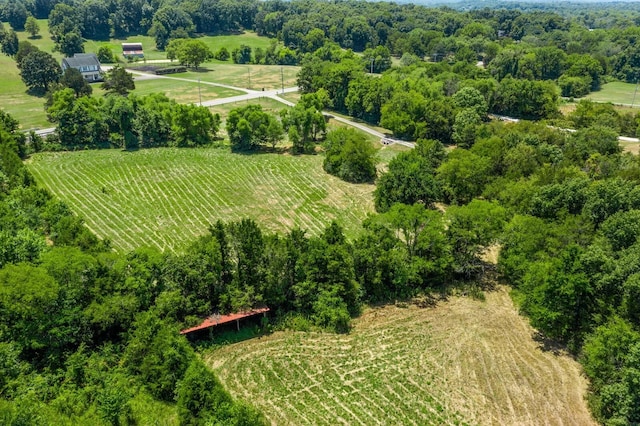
left=532, top=331, right=569, bottom=357
left=25, top=87, right=47, bottom=97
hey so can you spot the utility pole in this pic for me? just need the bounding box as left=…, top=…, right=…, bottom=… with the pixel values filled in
left=281, top=66, right=284, bottom=94
left=370, top=57, right=374, bottom=74
left=198, top=78, right=202, bottom=106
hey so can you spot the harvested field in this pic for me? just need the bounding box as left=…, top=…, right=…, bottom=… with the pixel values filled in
left=206, top=287, right=595, bottom=426
left=27, top=147, right=375, bottom=252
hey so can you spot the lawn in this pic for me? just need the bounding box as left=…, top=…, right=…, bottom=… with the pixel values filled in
left=171, top=63, right=300, bottom=91
left=205, top=287, right=596, bottom=426
left=131, top=78, right=243, bottom=104
left=27, top=147, right=375, bottom=253
left=585, top=81, right=640, bottom=106
left=0, top=19, right=60, bottom=130
left=85, top=31, right=275, bottom=63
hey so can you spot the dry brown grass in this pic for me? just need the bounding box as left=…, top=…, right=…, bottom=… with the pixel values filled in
left=621, top=141, right=640, bottom=155
left=206, top=287, right=595, bottom=426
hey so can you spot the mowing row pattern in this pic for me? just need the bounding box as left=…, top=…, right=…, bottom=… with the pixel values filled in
left=27, top=148, right=374, bottom=252
left=207, top=289, right=595, bottom=426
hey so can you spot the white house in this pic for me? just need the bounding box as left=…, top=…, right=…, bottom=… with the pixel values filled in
left=61, top=53, right=102, bottom=82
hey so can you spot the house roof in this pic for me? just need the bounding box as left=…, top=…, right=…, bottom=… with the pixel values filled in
left=62, top=53, right=101, bottom=69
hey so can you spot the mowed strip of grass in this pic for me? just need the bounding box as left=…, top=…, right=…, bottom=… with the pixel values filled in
left=131, top=78, right=243, bottom=104
left=27, top=147, right=375, bottom=253
left=585, top=81, right=640, bottom=106
left=172, top=64, right=300, bottom=91
left=206, top=287, right=596, bottom=426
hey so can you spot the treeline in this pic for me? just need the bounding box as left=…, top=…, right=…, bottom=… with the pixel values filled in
left=45, top=89, right=220, bottom=150
left=2, top=0, right=640, bottom=87
left=298, top=50, right=559, bottom=140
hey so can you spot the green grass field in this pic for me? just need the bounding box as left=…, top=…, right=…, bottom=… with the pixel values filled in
left=0, top=20, right=284, bottom=129
left=585, top=81, right=640, bottom=106
left=27, top=148, right=375, bottom=253
left=206, top=288, right=596, bottom=425
left=132, top=78, right=243, bottom=104
left=171, top=64, right=300, bottom=91
left=0, top=19, right=59, bottom=130
left=86, top=31, right=274, bottom=63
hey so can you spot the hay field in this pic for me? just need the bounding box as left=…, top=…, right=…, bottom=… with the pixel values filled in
left=207, top=288, right=595, bottom=426
left=27, top=147, right=375, bottom=252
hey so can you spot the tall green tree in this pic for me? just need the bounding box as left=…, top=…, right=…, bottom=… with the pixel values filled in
left=56, top=31, right=85, bottom=57
left=323, top=128, right=377, bottom=183
left=374, top=139, right=444, bottom=212
left=24, top=16, right=40, bottom=38
left=226, top=104, right=283, bottom=151
left=60, top=67, right=92, bottom=97
left=101, top=66, right=135, bottom=96
left=5, top=0, right=28, bottom=30
left=19, top=50, right=61, bottom=93
left=1, top=29, right=19, bottom=57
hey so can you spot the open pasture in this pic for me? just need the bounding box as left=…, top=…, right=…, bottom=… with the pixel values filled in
left=206, top=287, right=595, bottom=426
left=85, top=31, right=274, bottom=63
left=172, top=63, right=300, bottom=91
left=27, top=147, right=375, bottom=253
left=131, top=78, right=243, bottom=104
left=585, top=81, right=640, bottom=107
left=0, top=19, right=59, bottom=129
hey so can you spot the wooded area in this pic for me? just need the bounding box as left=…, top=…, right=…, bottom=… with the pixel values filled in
left=2, top=0, right=640, bottom=424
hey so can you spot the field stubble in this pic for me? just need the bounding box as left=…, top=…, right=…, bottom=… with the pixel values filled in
left=206, top=287, right=595, bottom=426
left=26, top=148, right=375, bottom=252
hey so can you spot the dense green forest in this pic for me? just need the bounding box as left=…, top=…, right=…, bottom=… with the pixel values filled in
left=2, top=0, right=640, bottom=424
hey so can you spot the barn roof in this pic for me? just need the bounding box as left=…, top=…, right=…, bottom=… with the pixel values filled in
left=180, top=307, right=270, bottom=334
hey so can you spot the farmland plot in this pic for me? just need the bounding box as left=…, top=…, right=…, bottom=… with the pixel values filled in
left=207, top=288, right=595, bottom=426
left=27, top=148, right=375, bottom=252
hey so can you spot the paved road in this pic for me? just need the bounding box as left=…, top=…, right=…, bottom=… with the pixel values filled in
left=200, top=86, right=298, bottom=107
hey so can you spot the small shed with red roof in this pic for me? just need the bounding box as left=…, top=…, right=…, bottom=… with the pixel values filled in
left=180, top=307, right=270, bottom=335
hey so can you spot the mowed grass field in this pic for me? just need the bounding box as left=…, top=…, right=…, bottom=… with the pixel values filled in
left=26, top=148, right=375, bottom=252
left=172, top=64, right=300, bottom=91
left=0, top=19, right=60, bottom=129
left=85, top=31, right=274, bottom=63
left=585, top=81, right=640, bottom=106
left=131, top=78, right=243, bottom=104
left=206, top=287, right=596, bottom=426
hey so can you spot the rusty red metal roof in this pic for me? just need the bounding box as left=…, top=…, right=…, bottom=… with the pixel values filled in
left=180, top=307, right=270, bottom=334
